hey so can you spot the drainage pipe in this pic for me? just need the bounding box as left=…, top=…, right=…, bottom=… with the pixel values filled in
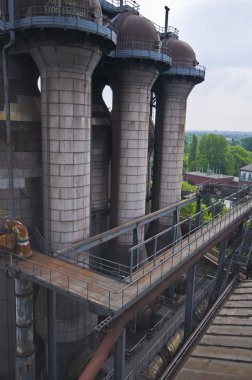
left=2, top=0, right=15, bottom=217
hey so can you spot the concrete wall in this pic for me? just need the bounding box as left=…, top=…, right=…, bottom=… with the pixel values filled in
left=0, top=54, right=42, bottom=227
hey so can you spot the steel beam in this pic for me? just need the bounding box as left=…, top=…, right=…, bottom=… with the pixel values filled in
left=184, top=265, right=196, bottom=340
left=48, top=289, right=57, bottom=380
left=114, top=329, right=126, bottom=380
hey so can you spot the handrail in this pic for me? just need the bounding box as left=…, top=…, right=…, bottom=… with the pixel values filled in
left=1, top=5, right=116, bottom=33
left=0, top=187, right=251, bottom=313
left=55, top=196, right=197, bottom=257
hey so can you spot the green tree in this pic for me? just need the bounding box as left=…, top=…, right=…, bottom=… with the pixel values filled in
left=230, top=145, right=252, bottom=176
left=198, top=134, right=234, bottom=174
left=188, top=134, right=199, bottom=171
left=240, top=137, right=252, bottom=152
left=183, top=154, right=189, bottom=173
left=180, top=201, right=211, bottom=223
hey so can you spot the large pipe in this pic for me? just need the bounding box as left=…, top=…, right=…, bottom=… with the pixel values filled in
left=2, top=0, right=15, bottom=217
left=15, top=279, right=35, bottom=380
left=164, top=6, right=170, bottom=34
left=3, top=219, right=32, bottom=258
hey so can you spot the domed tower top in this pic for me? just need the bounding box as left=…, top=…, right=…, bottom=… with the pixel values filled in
left=116, top=13, right=160, bottom=48
left=162, top=36, right=205, bottom=81
left=162, top=36, right=197, bottom=68
left=0, top=0, right=116, bottom=44
left=110, top=12, right=171, bottom=65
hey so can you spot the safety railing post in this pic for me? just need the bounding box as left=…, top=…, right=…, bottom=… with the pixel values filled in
left=129, top=248, right=133, bottom=283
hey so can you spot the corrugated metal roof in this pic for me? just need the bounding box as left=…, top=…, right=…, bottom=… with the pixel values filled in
left=174, top=280, right=252, bottom=380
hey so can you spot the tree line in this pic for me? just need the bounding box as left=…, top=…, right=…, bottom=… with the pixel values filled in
left=184, top=134, right=252, bottom=176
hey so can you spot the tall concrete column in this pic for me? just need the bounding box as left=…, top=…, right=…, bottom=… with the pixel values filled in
left=30, top=41, right=102, bottom=250
left=148, top=79, right=195, bottom=251
left=110, top=63, right=158, bottom=265
left=153, top=79, right=194, bottom=216
left=30, top=40, right=102, bottom=379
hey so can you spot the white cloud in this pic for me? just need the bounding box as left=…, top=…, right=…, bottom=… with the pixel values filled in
left=138, top=0, right=252, bottom=132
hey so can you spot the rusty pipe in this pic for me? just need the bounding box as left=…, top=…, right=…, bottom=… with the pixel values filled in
left=4, top=220, right=32, bottom=257
left=15, top=279, right=35, bottom=380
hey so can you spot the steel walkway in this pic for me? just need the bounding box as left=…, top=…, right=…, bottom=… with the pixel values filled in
left=0, top=195, right=251, bottom=316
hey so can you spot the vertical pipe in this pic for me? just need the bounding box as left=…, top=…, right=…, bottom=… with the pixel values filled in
left=114, top=329, right=126, bottom=380
left=2, top=0, right=15, bottom=217
left=48, top=289, right=57, bottom=380
left=15, top=279, right=35, bottom=380
left=120, top=0, right=123, bottom=12
left=164, top=6, right=170, bottom=34
left=184, top=265, right=196, bottom=340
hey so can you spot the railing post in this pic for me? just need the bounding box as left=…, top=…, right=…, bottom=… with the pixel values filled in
left=133, top=226, right=139, bottom=271
left=154, top=235, right=157, bottom=265
left=173, top=208, right=179, bottom=244
left=129, top=248, right=133, bottom=283
left=196, top=196, right=201, bottom=228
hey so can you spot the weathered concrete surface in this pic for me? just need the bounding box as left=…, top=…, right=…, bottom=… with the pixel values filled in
left=30, top=39, right=102, bottom=380
left=30, top=41, right=102, bottom=250
left=109, top=62, right=159, bottom=265
left=0, top=54, right=42, bottom=226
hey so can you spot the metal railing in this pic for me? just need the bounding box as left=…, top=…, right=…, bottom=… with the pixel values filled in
left=56, top=196, right=197, bottom=259
left=1, top=5, right=116, bottom=36
left=0, top=187, right=251, bottom=313
left=62, top=250, right=130, bottom=280
left=100, top=0, right=140, bottom=12
left=110, top=41, right=172, bottom=63
left=127, top=187, right=252, bottom=281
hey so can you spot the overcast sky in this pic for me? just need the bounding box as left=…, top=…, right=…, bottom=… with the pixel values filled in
left=138, top=0, right=252, bottom=132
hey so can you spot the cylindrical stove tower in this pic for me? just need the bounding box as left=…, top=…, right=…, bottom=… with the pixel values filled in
left=108, top=13, right=171, bottom=265
left=0, top=1, right=116, bottom=378
left=151, top=36, right=205, bottom=243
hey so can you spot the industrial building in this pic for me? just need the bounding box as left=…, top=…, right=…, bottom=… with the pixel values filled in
left=1, top=1, right=252, bottom=380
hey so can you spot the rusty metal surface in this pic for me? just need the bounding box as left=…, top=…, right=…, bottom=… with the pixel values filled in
left=174, top=280, right=252, bottom=380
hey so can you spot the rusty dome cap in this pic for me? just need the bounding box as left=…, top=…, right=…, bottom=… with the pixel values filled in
left=162, top=36, right=198, bottom=68
left=116, top=13, right=160, bottom=48
left=19, top=0, right=102, bottom=16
